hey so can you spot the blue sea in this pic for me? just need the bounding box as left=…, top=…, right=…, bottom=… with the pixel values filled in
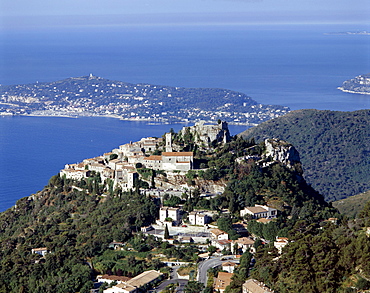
left=0, top=24, right=369, bottom=211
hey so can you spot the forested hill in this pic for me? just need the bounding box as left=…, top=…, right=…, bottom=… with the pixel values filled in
left=240, top=109, right=370, bottom=202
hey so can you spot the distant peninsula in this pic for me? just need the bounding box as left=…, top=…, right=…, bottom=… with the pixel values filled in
left=325, top=31, right=370, bottom=36
left=338, top=73, right=370, bottom=95
left=0, top=75, right=289, bottom=125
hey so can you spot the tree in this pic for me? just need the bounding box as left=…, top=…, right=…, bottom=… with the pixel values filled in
left=164, top=224, right=170, bottom=239
left=184, top=281, right=205, bottom=293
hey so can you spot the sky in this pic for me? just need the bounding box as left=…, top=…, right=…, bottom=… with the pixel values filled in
left=1, top=0, right=369, bottom=29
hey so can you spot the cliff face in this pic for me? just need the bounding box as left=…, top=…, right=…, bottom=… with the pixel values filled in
left=262, top=139, right=301, bottom=170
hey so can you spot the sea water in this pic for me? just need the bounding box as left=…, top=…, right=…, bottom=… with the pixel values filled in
left=0, top=24, right=369, bottom=211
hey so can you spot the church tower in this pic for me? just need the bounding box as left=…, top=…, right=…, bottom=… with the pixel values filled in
left=165, top=133, right=173, bottom=152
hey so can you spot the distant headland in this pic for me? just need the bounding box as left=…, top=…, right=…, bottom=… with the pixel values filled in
left=0, top=75, right=289, bottom=125
left=324, top=31, right=370, bottom=36
left=338, top=73, right=370, bottom=95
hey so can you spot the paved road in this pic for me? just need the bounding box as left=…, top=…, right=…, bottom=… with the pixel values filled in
left=154, top=265, right=189, bottom=293
left=197, top=256, right=239, bottom=285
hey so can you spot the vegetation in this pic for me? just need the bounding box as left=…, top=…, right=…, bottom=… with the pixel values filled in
left=250, top=203, right=370, bottom=292
left=241, top=109, right=370, bottom=201
left=0, top=127, right=365, bottom=292
left=332, top=189, right=370, bottom=218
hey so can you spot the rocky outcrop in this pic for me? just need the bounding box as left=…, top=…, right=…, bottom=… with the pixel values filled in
left=262, top=139, right=301, bottom=170
left=181, top=120, right=230, bottom=146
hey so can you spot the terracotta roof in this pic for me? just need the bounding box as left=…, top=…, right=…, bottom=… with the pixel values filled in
left=98, top=275, right=131, bottom=282
left=217, top=239, right=232, bottom=246
left=235, top=237, right=255, bottom=245
left=32, top=247, right=47, bottom=251
left=115, top=283, right=136, bottom=292
left=244, top=206, right=268, bottom=214
left=256, top=218, right=273, bottom=224
left=222, top=261, right=237, bottom=267
left=213, top=272, right=233, bottom=291
left=126, top=270, right=162, bottom=288
left=145, top=155, right=162, bottom=161
left=210, top=228, right=227, bottom=236
left=162, top=152, right=193, bottom=157
left=242, top=279, right=274, bottom=293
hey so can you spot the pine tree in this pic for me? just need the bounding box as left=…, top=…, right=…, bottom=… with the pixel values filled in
left=164, top=224, right=170, bottom=239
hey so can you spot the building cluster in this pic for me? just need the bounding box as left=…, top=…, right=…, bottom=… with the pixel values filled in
left=59, top=133, right=195, bottom=191
left=97, top=270, right=163, bottom=293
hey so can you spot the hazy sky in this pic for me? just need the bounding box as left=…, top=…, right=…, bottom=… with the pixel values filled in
left=1, top=0, right=369, bottom=29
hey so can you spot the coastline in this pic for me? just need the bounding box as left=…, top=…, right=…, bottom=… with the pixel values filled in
left=0, top=112, right=258, bottom=126
left=337, top=87, right=370, bottom=95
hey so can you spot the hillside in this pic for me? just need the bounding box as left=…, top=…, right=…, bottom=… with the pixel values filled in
left=333, top=189, right=370, bottom=218
left=240, top=109, right=370, bottom=202
left=0, top=128, right=339, bottom=292
left=0, top=75, right=289, bottom=124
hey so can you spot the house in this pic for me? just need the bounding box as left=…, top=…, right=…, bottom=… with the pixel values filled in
left=240, top=205, right=277, bottom=219
left=256, top=218, right=273, bottom=224
left=98, top=275, right=131, bottom=285
left=59, top=169, right=90, bottom=180
left=143, top=155, right=162, bottom=170
left=213, top=272, right=233, bottom=293
left=210, top=228, right=229, bottom=240
left=242, top=279, right=274, bottom=293
left=159, top=207, right=181, bottom=223
left=108, top=242, right=125, bottom=250
left=161, top=152, right=193, bottom=171
left=31, top=247, right=48, bottom=257
left=212, top=239, right=233, bottom=251
left=103, top=283, right=136, bottom=293
left=274, top=237, right=289, bottom=254
left=188, top=211, right=211, bottom=226
left=233, top=237, right=255, bottom=254
left=102, top=270, right=162, bottom=293
left=232, top=222, right=249, bottom=235
left=126, top=270, right=162, bottom=291
left=222, top=261, right=237, bottom=273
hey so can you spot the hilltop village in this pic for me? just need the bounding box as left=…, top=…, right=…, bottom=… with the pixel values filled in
left=2, top=120, right=369, bottom=293
left=55, top=121, right=301, bottom=292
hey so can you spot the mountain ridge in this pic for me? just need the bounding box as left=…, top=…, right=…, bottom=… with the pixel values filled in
left=240, top=109, right=370, bottom=202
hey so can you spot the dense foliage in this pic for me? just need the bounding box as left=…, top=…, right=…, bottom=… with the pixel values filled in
left=0, top=176, right=157, bottom=293
left=241, top=109, right=370, bottom=201
left=0, top=132, right=354, bottom=293
left=250, top=205, right=370, bottom=292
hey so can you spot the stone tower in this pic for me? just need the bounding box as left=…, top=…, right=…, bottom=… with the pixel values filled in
left=165, top=133, right=172, bottom=152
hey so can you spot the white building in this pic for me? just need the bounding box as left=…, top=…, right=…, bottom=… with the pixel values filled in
left=161, top=152, right=193, bottom=171
left=240, top=205, right=277, bottom=219
left=31, top=247, right=48, bottom=257
left=210, top=229, right=229, bottom=241
left=274, top=237, right=289, bottom=254
left=188, top=211, right=211, bottom=226
left=159, top=207, right=181, bottom=223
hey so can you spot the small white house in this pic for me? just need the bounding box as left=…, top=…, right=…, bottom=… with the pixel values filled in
left=31, top=247, right=48, bottom=257
left=240, top=205, right=277, bottom=219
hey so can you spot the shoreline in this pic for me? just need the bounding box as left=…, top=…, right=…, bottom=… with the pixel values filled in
left=337, top=87, right=370, bottom=95
left=0, top=113, right=257, bottom=126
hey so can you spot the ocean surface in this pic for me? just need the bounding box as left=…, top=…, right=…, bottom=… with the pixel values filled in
left=0, top=24, right=369, bottom=211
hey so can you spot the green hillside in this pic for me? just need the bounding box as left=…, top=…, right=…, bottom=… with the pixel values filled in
left=241, top=109, right=370, bottom=202
left=333, top=190, right=370, bottom=218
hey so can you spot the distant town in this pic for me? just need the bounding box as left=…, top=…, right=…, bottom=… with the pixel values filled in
left=0, top=75, right=289, bottom=125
